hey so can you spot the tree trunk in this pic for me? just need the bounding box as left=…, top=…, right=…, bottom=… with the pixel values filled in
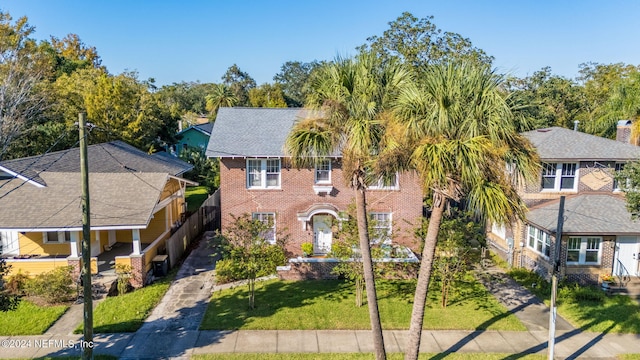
left=404, top=198, right=446, bottom=360
left=355, top=182, right=386, bottom=360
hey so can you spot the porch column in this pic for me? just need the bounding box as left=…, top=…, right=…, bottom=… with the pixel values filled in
left=108, top=230, right=116, bottom=246
left=69, top=231, right=79, bottom=257
left=132, top=229, right=141, bottom=255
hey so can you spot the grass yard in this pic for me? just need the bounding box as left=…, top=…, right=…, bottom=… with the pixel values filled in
left=75, top=269, right=176, bottom=333
left=509, top=269, right=640, bottom=334
left=185, top=186, right=210, bottom=213
left=0, top=300, right=68, bottom=335
left=192, top=353, right=545, bottom=360
left=200, top=278, right=525, bottom=331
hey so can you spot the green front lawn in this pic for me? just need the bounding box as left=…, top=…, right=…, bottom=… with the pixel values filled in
left=75, top=270, right=176, bottom=333
left=201, top=278, right=525, bottom=331
left=509, top=269, right=640, bottom=334
left=0, top=300, right=68, bottom=335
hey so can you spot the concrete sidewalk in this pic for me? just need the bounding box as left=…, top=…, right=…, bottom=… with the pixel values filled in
left=2, top=329, right=639, bottom=359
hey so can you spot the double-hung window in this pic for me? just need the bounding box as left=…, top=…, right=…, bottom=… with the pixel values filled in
left=566, top=237, right=601, bottom=265
left=247, top=159, right=281, bottom=189
left=370, top=212, right=392, bottom=244
left=527, top=225, right=550, bottom=257
left=315, top=159, right=331, bottom=184
left=43, top=231, right=71, bottom=243
left=252, top=212, right=276, bottom=244
left=541, top=162, right=578, bottom=191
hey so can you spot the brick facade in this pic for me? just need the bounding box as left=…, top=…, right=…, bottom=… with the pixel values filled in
left=219, top=158, right=424, bottom=256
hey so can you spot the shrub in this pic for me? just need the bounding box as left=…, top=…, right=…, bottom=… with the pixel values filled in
left=25, top=266, right=75, bottom=304
left=301, top=242, right=313, bottom=257
left=559, top=283, right=605, bottom=303
left=5, top=271, right=29, bottom=296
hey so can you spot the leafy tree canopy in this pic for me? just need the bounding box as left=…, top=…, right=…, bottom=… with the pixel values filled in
left=221, top=64, right=256, bottom=107
left=358, top=12, right=493, bottom=70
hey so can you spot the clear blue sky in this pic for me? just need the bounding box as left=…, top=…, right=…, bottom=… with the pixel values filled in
left=3, top=0, right=639, bottom=86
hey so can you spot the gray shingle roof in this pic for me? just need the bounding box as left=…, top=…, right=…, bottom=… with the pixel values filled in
left=0, top=141, right=193, bottom=230
left=206, top=107, right=311, bottom=157
left=521, top=127, right=640, bottom=161
left=526, top=194, right=640, bottom=235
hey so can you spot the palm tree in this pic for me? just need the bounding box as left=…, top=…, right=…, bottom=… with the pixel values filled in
left=205, top=83, right=237, bottom=118
left=391, top=61, right=539, bottom=360
left=284, top=53, right=410, bottom=360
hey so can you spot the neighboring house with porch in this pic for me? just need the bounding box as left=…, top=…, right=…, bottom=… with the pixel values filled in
left=488, top=122, right=640, bottom=285
left=205, top=107, right=424, bottom=263
left=175, top=122, right=213, bottom=156
left=0, top=141, right=195, bottom=287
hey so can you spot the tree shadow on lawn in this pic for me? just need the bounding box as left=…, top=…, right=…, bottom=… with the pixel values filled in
left=201, top=279, right=352, bottom=330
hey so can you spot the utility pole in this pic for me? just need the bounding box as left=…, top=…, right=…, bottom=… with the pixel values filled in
left=79, top=113, right=93, bottom=360
left=548, top=195, right=565, bottom=360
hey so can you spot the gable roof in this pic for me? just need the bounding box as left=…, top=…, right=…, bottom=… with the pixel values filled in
left=526, top=194, right=640, bottom=235
left=521, top=127, right=640, bottom=161
left=206, top=107, right=311, bottom=158
left=179, top=122, right=213, bottom=136
left=0, top=141, right=194, bottom=231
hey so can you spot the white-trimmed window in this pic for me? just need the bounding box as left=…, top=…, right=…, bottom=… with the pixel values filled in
left=368, top=174, right=399, bottom=190
left=541, top=162, right=578, bottom=191
left=567, top=237, right=601, bottom=265
left=43, top=231, right=71, bottom=243
left=247, top=159, right=281, bottom=189
left=527, top=225, right=550, bottom=257
left=614, top=163, right=627, bottom=191
left=252, top=212, right=276, bottom=244
left=370, top=212, right=392, bottom=244
left=315, top=159, right=331, bottom=184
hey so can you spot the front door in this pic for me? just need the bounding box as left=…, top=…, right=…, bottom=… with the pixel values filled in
left=313, top=215, right=333, bottom=254
left=0, top=231, right=19, bottom=255
left=615, top=236, right=639, bottom=277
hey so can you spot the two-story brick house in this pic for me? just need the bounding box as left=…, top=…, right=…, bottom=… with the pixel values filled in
left=488, top=123, right=640, bottom=284
left=206, top=107, right=424, bottom=259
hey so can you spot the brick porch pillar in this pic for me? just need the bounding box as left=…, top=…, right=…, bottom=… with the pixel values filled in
left=67, top=257, right=81, bottom=283
left=130, top=254, right=146, bottom=288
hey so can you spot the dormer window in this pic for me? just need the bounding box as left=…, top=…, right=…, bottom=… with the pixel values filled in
left=541, top=162, right=578, bottom=191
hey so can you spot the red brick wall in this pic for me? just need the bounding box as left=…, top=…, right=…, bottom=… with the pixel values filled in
left=219, top=158, right=424, bottom=256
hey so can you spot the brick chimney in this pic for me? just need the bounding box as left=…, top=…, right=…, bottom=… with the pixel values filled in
left=616, top=120, right=633, bottom=143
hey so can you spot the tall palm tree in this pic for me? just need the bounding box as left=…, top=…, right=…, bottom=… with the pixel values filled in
left=205, top=83, right=237, bottom=117
left=285, top=53, right=410, bottom=360
left=391, top=61, right=539, bottom=360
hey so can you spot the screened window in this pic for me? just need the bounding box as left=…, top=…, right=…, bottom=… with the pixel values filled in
left=315, top=159, right=331, bottom=184
left=566, top=237, right=601, bottom=265
left=246, top=159, right=281, bottom=189
left=252, top=212, right=276, bottom=244
left=541, top=163, right=578, bottom=191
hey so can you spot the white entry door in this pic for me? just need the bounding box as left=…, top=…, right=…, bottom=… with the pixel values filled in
left=615, top=236, right=639, bottom=277
left=313, top=215, right=333, bottom=254
left=0, top=231, right=19, bottom=255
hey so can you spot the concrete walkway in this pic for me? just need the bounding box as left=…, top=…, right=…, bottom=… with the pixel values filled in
left=2, top=236, right=640, bottom=359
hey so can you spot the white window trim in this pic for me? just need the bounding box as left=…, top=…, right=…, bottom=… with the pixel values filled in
left=246, top=158, right=281, bottom=189
left=368, top=174, right=400, bottom=190
left=566, top=236, right=602, bottom=265
left=43, top=231, right=71, bottom=244
left=252, top=212, right=276, bottom=244
left=314, top=159, right=332, bottom=184
left=526, top=225, right=550, bottom=258
left=541, top=162, right=579, bottom=192
left=370, top=212, right=392, bottom=244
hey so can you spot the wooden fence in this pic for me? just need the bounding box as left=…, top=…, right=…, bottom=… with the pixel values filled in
left=164, top=189, right=220, bottom=268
